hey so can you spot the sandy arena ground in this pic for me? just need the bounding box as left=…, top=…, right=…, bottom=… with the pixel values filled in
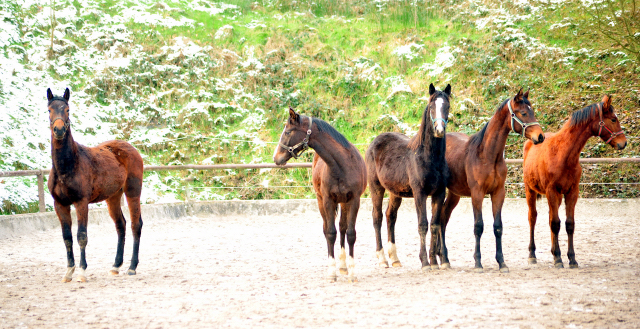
left=1, top=200, right=639, bottom=328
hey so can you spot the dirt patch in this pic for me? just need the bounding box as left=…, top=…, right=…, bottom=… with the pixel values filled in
left=1, top=200, right=639, bottom=328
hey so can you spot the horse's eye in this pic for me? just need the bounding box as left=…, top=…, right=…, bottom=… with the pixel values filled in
left=611, top=118, right=617, bottom=123
left=285, top=131, right=291, bottom=136
left=521, top=112, right=527, bottom=117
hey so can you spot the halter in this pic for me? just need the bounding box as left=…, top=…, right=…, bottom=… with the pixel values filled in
left=50, top=116, right=70, bottom=132
left=597, top=106, right=624, bottom=144
left=430, top=111, right=448, bottom=127
left=507, top=99, right=539, bottom=137
left=279, top=116, right=313, bottom=159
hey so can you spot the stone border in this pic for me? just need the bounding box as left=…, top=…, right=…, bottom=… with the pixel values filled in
left=1, top=198, right=637, bottom=239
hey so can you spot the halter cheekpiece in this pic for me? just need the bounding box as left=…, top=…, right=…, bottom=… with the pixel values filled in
left=597, top=106, right=624, bottom=144
left=279, top=116, right=313, bottom=159
left=507, top=99, right=539, bottom=137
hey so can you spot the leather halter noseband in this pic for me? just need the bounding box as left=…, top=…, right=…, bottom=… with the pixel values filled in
left=597, top=106, right=624, bottom=144
left=50, top=116, right=70, bottom=130
left=279, top=117, right=313, bottom=159
left=507, top=99, right=539, bottom=137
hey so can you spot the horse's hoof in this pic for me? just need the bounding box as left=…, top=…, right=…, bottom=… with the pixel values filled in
left=339, top=267, right=348, bottom=275
left=61, top=277, right=72, bottom=283
left=499, top=267, right=510, bottom=273
left=474, top=267, right=484, bottom=273
left=569, top=263, right=579, bottom=269
left=326, top=275, right=337, bottom=283
left=431, top=264, right=440, bottom=270
left=127, top=269, right=136, bottom=276
left=421, top=266, right=431, bottom=273
left=61, top=266, right=75, bottom=283
left=379, top=261, right=389, bottom=268
left=441, top=263, right=451, bottom=269
left=391, top=261, right=402, bottom=268
left=554, top=262, right=564, bottom=269
left=76, top=275, right=87, bottom=283
left=109, top=268, right=120, bottom=275
left=528, top=258, right=537, bottom=265
left=348, top=276, right=358, bottom=283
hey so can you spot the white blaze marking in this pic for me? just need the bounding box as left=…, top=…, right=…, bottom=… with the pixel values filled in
left=273, top=125, right=286, bottom=160
left=435, top=97, right=445, bottom=131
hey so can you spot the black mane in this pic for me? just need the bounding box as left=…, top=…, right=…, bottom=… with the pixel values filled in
left=569, top=102, right=601, bottom=128
left=311, top=116, right=352, bottom=149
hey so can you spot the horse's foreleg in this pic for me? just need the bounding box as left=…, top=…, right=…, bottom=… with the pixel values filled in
left=491, top=187, right=509, bottom=273
left=55, top=202, right=75, bottom=283
left=546, top=190, right=563, bottom=268
left=386, top=194, right=403, bottom=268
left=346, top=199, right=359, bottom=283
left=338, top=204, right=349, bottom=275
left=564, top=187, right=579, bottom=268
left=429, top=189, right=448, bottom=269
left=525, top=187, right=538, bottom=265
left=371, top=184, right=388, bottom=268
left=126, top=195, right=143, bottom=275
left=413, top=192, right=430, bottom=272
left=471, top=189, right=485, bottom=273
left=75, top=201, right=89, bottom=282
left=322, top=197, right=338, bottom=282
left=107, top=192, right=126, bottom=275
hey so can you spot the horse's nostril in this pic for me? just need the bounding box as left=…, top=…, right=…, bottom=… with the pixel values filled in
left=538, top=134, right=544, bottom=143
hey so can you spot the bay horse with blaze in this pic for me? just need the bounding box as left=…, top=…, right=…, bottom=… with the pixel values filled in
left=47, top=88, right=144, bottom=282
left=523, top=95, right=626, bottom=268
left=366, top=83, right=451, bottom=272
left=274, top=108, right=367, bottom=282
left=438, top=89, right=545, bottom=273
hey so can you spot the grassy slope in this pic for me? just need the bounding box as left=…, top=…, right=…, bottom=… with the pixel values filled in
left=1, top=0, right=639, bottom=214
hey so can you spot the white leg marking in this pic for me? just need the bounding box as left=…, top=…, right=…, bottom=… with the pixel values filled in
left=338, top=247, right=347, bottom=274
left=273, top=126, right=286, bottom=161
left=76, top=267, right=87, bottom=282
left=347, top=256, right=356, bottom=282
left=110, top=266, right=121, bottom=275
left=61, top=266, right=75, bottom=282
left=376, top=249, right=389, bottom=268
left=327, top=257, right=337, bottom=281
left=387, top=242, right=402, bottom=267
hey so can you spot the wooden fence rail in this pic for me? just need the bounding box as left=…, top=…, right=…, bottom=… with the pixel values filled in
left=1, top=158, right=638, bottom=213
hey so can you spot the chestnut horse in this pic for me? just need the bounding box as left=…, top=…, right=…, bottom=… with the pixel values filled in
left=438, top=89, right=545, bottom=273
left=47, top=88, right=144, bottom=282
left=274, top=108, right=367, bottom=282
left=523, top=95, right=627, bottom=268
left=366, top=83, right=451, bottom=272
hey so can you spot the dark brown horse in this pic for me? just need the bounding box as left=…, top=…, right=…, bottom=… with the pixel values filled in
left=274, top=108, right=367, bottom=282
left=439, top=89, right=545, bottom=273
left=366, top=83, right=451, bottom=272
left=523, top=95, right=627, bottom=268
left=47, top=88, right=144, bottom=282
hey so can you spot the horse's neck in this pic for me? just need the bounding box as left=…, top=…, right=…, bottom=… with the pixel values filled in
left=555, top=121, right=596, bottom=166
left=477, top=106, right=510, bottom=162
left=51, top=131, right=79, bottom=175
left=309, top=133, right=351, bottom=174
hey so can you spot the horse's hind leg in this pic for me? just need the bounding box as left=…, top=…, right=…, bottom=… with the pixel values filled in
left=370, top=181, right=388, bottom=268
left=106, top=190, right=126, bottom=275
left=346, top=200, right=360, bottom=283
left=564, top=187, right=579, bottom=268
left=54, top=201, right=75, bottom=282
left=74, top=201, right=90, bottom=282
left=386, top=194, right=403, bottom=268
left=525, top=187, right=538, bottom=265
left=320, top=196, right=338, bottom=282
left=546, top=190, right=564, bottom=268
left=338, top=204, right=348, bottom=275
left=125, top=176, right=143, bottom=275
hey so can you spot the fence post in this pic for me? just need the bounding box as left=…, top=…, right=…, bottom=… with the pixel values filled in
left=37, top=170, right=45, bottom=212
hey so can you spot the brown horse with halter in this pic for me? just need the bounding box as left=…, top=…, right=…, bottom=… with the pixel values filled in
left=438, top=89, right=545, bottom=273
left=47, top=88, right=144, bottom=282
left=274, top=108, right=367, bottom=282
left=366, top=83, right=451, bottom=272
left=523, top=95, right=627, bottom=268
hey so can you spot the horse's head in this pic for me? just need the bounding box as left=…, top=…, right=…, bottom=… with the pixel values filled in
left=47, top=88, right=71, bottom=141
left=273, top=107, right=313, bottom=166
left=428, top=83, right=451, bottom=138
left=594, top=95, right=627, bottom=150
left=508, top=88, right=544, bottom=145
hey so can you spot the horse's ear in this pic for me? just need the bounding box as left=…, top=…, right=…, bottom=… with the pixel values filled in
left=63, top=88, right=71, bottom=101
left=601, top=94, right=612, bottom=113
left=288, top=107, right=300, bottom=124
left=444, top=84, right=451, bottom=96
left=514, top=88, right=524, bottom=102
left=429, top=83, right=436, bottom=96
left=523, top=88, right=530, bottom=100
left=47, top=88, right=53, bottom=101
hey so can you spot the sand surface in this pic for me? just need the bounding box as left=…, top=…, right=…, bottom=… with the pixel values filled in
left=1, top=200, right=639, bottom=328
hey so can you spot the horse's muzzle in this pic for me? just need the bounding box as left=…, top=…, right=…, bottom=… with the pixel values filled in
left=532, top=133, right=544, bottom=145
left=53, top=126, right=66, bottom=140
left=617, top=141, right=627, bottom=150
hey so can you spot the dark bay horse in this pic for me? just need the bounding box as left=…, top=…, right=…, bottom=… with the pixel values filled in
left=47, top=88, right=144, bottom=282
left=439, top=89, right=545, bottom=273
left=274, top=108, right=367, bottom=282
left=523, top=95, right=627, bottom=268
left=366, top=83, right=451, bottom=272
